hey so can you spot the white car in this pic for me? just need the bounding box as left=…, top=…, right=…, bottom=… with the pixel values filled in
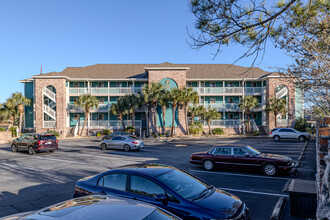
left=270, top=128, right=310, bottom=142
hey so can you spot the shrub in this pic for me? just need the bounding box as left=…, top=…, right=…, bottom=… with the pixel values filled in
left=294, top=117, right=311, bottom=132
left=125, top=126, right=135, bottom=134
left=9, top=126, right=17, bottom=137
left=47, top=130, right=60, bottom=137
left=253, top=130, right=259, bottom=136
left=190, top=122, right=203, bottom=136
left=0, top=127, right=5, bottom=131
left=102, top=129, right=110, bottom=135
left=212, top=128, right=224, bottom=135
left=96, top=132, right=102, bottom=137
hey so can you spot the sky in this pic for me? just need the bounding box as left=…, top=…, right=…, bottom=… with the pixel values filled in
left=0, top=0, right=294, bottom=102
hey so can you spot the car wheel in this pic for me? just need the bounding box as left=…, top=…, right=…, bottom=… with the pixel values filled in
left=11, top=144, right=18, bottom=153
left=123, top=144, right=130, bottom=152
left=49, top=150, right=55, bottom=153
left=28, top=146, right=35, bottom=155
left=101, top=143, right=107, bottom=150
left=273, top=135, right=280, bottom=142
left=298, top=136, right=306, bottom=142
left=262, top=163, right=278, bottom=176
left=203, top=160, right=214, bottom=171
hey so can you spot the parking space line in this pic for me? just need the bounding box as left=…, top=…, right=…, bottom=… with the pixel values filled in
left=217, top=187, right=289, bottom=197
left=0, top=162, right=44, bottom=172
left=189, top=169, right=291, bottom=180
left=35, top=156, right=86, bottom=165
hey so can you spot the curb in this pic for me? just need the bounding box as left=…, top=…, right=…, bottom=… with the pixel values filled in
left=297, top=141, right=309, bottom=161
left=270, top=196, right=286, bottom=220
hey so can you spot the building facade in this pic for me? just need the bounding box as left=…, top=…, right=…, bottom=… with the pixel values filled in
left=20, top=63, right=304, bottom=137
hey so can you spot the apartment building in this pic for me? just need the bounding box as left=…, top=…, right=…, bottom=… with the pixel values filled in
left=20, top=63, right=303, bottom=137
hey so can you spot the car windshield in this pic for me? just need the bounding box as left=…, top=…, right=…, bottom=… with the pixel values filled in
left=245, top=146, right=261, bottom=156
left=155, top=170, right=208, bottom=200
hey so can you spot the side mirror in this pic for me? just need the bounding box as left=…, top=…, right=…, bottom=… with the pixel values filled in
left=155, top=194, right=168, bottom=205
left=244, top=153, right=250, bottom=157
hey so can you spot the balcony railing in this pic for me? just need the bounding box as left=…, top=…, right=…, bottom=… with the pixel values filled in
left=43, top=121, right=56, bottom=128
left=69, top=87, right=142, bottom=95
left=190, top=119, right=244, bottom=127
left=245, top=87, right=263, bottom=94
left=190, top=103, right=264, bottom=111
left=192, top=87, right=264, bottom=95
left=77, top=120, right=142, bottom=128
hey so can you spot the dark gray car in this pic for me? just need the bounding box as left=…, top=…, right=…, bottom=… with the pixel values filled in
left=2, top=195, right=181, bottom=220
left=100, top=136, right=144, bottom=152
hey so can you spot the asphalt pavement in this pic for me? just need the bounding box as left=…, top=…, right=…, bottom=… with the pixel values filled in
left=0, top=136, right=315, bottom=219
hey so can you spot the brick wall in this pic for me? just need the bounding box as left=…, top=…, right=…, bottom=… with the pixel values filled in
left=266, top=77, right=296, bottom=134
left=148, top=69, right=187, bottom=136
left=35, top=78, right=67, bottom=137
left=0, top=131, right=13, bottom=144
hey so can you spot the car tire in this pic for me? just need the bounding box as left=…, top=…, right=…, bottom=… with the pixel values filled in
left=101, top=143, right=107, bottom=150
left=123, top=144, right=130, bottom=152
left=203, top=160, right=214, bottom=171
left=262, top=163, right=278, bottom=176
left=11, top=144, right=18, bottom=153
left=273, top=135, right=280, bottom=142
left=49, top=150, right=55, bottom=153
left=298, top=136, right=306, bottom=142
left=28, top=146, right=35, bottom=155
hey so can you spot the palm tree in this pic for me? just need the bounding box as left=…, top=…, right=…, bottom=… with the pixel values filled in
left=141, top=82, right=163, bottom=136
left=3, top=100, right=18, bottom=126
left=267, top=97, right=288, bottom=128
left=169, top=88, right=182, bottom=137
left=238, top=96, right=258, bottom=133
left=121, top=94, right=139, bottom=128
left=110, top=98, right=127, bottom=130
left=6, top=93, right=31, bottom=135
left=189, top=105, right=205, bottom=127
left=136, top=92, right=150, bottom=137
left=75, top=94, right=99, bottom=136
left=180, top=87, right=198, bottom=135
left=158, top=90, right=170, bottom=135
left=203, top=107, right=221, bottom=135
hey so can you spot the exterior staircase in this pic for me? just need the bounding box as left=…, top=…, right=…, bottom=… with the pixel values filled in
left=43, top=87, right=56, bottom=128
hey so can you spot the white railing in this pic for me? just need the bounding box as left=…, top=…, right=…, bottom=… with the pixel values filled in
left=224, top=87, right=243, bottom=93
left=43, top=87, right=56, bottom=102
left=245, top=87, right=263, bottom=94
left=90, top=88, right=109, bottom=94
left=204, top=103, right=225, bottom=110
left=276, top=88, right=287, bottom=98
left=43, top=121, right=56, bottom=128
left=193, top=87, right=243, bottom=94
left=69, top=88, right=88, bottom=95
left=225, top=103, right=240, bottom=110
left=79, top=120, right=142, bottom=128
left=277, top=119, right=288, bottom=126
left=43, top=105, right=56, bottom=119
left=201, top=119, right=244, bottom=127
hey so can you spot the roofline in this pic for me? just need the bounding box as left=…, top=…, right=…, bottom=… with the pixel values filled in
left=145, top=67, right=190, bottom=70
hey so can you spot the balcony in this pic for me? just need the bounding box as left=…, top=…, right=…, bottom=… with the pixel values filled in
left=77, top=120, right=142, bottom=129
left=69, top=87, right=142, bottom=95
left=245, top=87, right=263, bottom=94
left=68, top=104, right=110, bottom=112
left=192, top=87, right=264, bottom=95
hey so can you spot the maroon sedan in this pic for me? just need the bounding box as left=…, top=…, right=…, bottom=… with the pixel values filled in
left=190, top=145, right=294, bottom=176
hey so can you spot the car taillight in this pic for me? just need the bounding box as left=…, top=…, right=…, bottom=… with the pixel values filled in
left=270, top=132, right=272, bottom=135
left=38, top=141, right=42, bottom=145
left=56, top=139, right=58, bottom=144
left=132, top=141, right=138, bottom=144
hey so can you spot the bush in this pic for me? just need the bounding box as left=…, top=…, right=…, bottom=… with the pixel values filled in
left=253, top=130, right=259, bottom=136
left=47, top=130, right=60, bottom=137
left=96, top=132, right=102, bottom=137
left=212, top=128, right=224, bottom=135
left=190, top=122, right=203, bottom=136
left=9, top=126, right=17, bottom=137
left=0, top=127, right=5, bottom=131
left=294, top=117, right=310, bottom=132
left=102, top=129, right=110, bottom=135
left=125, top=126, right=135, bottom=134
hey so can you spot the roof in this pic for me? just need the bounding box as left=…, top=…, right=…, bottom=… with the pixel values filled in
left=112, top=163, right=177, bottom=177
left=31, top=63, right=280, bottom=80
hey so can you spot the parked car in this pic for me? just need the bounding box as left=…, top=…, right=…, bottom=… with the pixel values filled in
left=73, top=164, right=250, bottom=220
left=190, top=145, right=294, bottom=176
left=100, top=136, right=144, bottom=152
left=269, top=128, right=311, bottom=142
left=11, top=133, right=58, bottom=155
left=1, top=195, right=182, bottom=220
left=102, top=132, right=130, bottom=140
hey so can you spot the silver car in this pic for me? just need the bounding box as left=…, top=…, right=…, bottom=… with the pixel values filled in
left=100, top=136, right=144, bottom=151
left=270, top=128, right=311, bottom=142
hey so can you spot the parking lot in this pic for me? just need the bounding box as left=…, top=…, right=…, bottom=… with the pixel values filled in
left=0, top=136, right=315, bottom=219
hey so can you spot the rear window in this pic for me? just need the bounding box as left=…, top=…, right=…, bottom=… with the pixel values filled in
left=40, top=135, right=56, bottom=140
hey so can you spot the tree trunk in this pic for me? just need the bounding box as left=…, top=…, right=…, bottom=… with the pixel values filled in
left=184, top=105, right=189, bottom=135
left=19, top=106, right=23, bottom=136
left=131, top=110, right=135, bottom=134
left=247, top=113, right=251, bottom=133
left=190, top=113, right=195, bottom=134
left=153, top=105, right=158, bottom=136
left=162, top=106, right=166, bottom=135
left=171, top=105, right=177, bottom=137
left=80, top=111, right=89, bottom=136
left=274, top=111, right=278, bottom=128
left=120, top=114, right=126, bottom=130
left=145, top=107, right=149, bottom=136
left=207, top=119, right=211, bottom=135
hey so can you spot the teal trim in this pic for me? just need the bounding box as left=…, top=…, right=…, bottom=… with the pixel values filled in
left=262, top=81, right=266, bottom=87
left=225, top=112, right=240, bottom=119
left=25, top=106, right=34, bottom=128
left=205, top=81, right=223, bottom=87
left=70, top=113, right=85, bottom=127
left=69, top=82, right=85, bottom=87
left=225, top=81, right=240, bottom=87
left=24, top=82, right=34, bottom=100
left=96, top=96, right=108, bottom=104
left=69, top=97, right=79, bottom=104
left=66, top=81, right=69, bottom=87
left=159, top=78, right=178, bottom=91
left=109, top=96, right=118, bottom=104
left=122, top=82, right=128, bottom=87
left=246, top=81, right=262, bottom=87
left=135, top=82, right=141, bottom=87
left=91, top=113, right=108, bottom=120
left=205, top=96, right=223, bottom=103
left=91, top=81, right=108, bottom=87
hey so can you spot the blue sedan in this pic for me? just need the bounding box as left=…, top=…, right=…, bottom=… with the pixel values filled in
left=73, top=164, right=250, bottom=220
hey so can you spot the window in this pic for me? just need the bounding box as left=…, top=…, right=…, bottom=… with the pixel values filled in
left=130, top=175, right=165, bottom=198
left=98, top=82, right=105, bottom=87
left=214, top=147, right=232, bottom=155
left=228, top=113, right=234, bottom=119
left=116, top=82, right=122, bottom=87
left=210, top=98, right=216, bottom=104
left=252, top=82, right=257, bottom=87
left=98, top=173, right=127, bottom=191
left=210, top=82, right=216, bottom=87
left=74, top=114, right=79, bottom=120
left=233, top=148, right=248, bottom=156
left=73, top=82, right=79, bottom=87
left=228, top=98, right=234, bottom=103
left=73, top=98, right=78, bottom=104
left=251, top=113, right=257, bottom=119
left=187, top=83, right=192, bottom=87
left=98, top=114, right=104, bottom=120
left=97, top=98, right=104, bottom=104
left=279, top=128, right=294, bottom=132
left=227, top=82, right=233, bottom=87
left=112, top=137, right=125, bottom=140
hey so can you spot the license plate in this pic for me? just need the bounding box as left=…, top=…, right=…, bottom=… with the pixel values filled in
left=46, top=142, right=51, bottom=145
